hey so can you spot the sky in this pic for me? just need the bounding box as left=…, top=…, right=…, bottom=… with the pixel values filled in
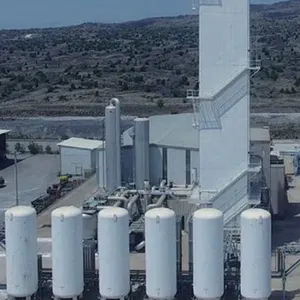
left=0, top=0, right=288, bottom=29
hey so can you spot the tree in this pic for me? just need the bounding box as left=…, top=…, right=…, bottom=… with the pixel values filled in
left=156, top=99, right=165, bottom=108
left=14, top=142, right=25, bottom=153
left=28, top=142, right=40, bottom=155
left=45, top=145, right=52, bottom=154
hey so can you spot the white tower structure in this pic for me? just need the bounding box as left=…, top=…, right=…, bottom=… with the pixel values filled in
left=134, top=117, right=150, bottom=190
left=105, top=98, right=121, bottom=192
left=187, top=0, right=261, bottom=225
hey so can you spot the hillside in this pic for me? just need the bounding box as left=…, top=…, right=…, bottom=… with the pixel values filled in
left=0, top=0, right=300, bottom=117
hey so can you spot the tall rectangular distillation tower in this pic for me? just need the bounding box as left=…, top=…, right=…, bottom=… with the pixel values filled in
left=187, top=0, right=261, bottom=221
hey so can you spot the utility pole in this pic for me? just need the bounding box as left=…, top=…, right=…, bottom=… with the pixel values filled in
left=14, top=151, right=19, bottom=206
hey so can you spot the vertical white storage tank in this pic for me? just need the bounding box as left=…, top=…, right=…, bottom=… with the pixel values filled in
left=5, top=206, right=38, bottom=298
left=241, top=208, right=271, bottom=300
left=52, top=206, right=84, bottom=299
left=134, top=117, right=150, bottom=190
left=105, top=104, right=117, bottom=192
left=193, top=208, right=224, bottom=300
left=98, top=207, right=130, bottom=299
left=145, top=208, right=177, bottom=299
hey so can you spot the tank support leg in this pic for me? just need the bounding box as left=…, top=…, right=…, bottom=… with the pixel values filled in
left=26, top=297, right=31, bottom=300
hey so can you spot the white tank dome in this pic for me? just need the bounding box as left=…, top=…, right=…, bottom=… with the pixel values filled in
left=82, top=213, right=97, bottom=239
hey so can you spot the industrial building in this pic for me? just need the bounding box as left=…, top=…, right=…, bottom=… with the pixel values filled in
left=120, top=114, right=271, bottom=187
left=57, top=137, right=104, bottom=176
left=0, top=130, right=10, bottom=161
left=0, top=0, right=294, bottom=299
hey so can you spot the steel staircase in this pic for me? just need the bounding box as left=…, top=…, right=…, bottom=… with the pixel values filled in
left=187, top=163, right=262, bottom=228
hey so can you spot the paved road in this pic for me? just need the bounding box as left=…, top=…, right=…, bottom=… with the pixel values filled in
left=0, top=154, right=59, bottom=209
left=37, top=175, right=98, bottom=238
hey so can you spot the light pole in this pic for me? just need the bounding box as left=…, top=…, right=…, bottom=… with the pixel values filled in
left=14, top=151, right=19, bottom=206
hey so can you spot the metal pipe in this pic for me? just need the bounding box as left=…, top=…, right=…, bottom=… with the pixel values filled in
left=107, top=196, right=129, bottom=204
left=113, top=200, right=122, bottom=207
left=169, top=187, right=193, bottom=191
left=135, top=241, right=145, bottom=251
left=110, top=98, right=121, bottom=187
left=147, top=194, right=167, bottom=210
left=160, top=179, right=167, bottom=189
left=127, top=194, right=139, bottom=220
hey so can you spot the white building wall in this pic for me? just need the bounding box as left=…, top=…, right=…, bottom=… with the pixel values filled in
left=60, top=147, right=92, bottom=175
left=251, top=141, right=271, bottom=188
left=167, top=148, right=185, bottom=184
left=91, top=149, right=97, bottom=171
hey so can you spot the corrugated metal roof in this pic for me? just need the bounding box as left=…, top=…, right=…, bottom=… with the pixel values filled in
left=122, top=113, right=270, bottom=149
left=0, top=129, right=11, bottom=135
left=57, top=137, right=104, bottom=150
left=150, top=113, right=198, bottom=148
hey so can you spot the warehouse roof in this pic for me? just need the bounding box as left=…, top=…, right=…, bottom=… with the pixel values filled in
left=0, top=129, right=11, bottom=135
left=122, top=113, right=270, bottom=149
left=57, top=137, right=104, bottom=150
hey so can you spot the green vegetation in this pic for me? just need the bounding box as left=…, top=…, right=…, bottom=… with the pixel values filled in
left=0, top=2, right=300, bottom=117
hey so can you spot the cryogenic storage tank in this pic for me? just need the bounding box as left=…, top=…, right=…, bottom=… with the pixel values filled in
left=98, top=207, right=130, bottom=299
left=193, top=208, right=224, bottom=299
left=82, top=213, right=97, bottom=240
left=241, top=209, right=271, bottom=300
left=52, top=206, right=84, bottom=299
left=134, top=117, right=150, bottom=190
left=145, top=208, right=177, bottom=299
left=105, top=104, right=117, bottom=192
left=5, top=206, right=38, bottom=298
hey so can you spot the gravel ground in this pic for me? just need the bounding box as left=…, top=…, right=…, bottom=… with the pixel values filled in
left=0, top=113, right=299, bottom=141
left=0, top=116, right=135, bottom=140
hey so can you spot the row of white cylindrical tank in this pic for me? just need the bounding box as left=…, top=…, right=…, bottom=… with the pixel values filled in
left=4, top=205, right=272, bottom=299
